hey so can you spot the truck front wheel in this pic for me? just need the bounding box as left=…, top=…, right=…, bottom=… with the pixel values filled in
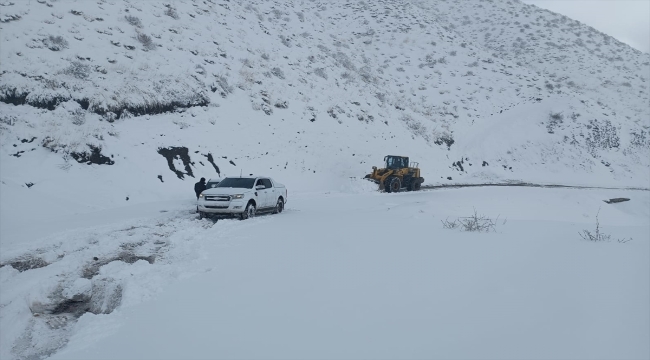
left=240, top=202, right=256, bottom=220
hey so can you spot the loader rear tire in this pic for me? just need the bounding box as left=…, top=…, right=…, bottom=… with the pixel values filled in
left=386, top=176, right=401, bottom=193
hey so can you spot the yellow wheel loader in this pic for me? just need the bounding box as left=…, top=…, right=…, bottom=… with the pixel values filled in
left=364, top=155, right=424, bottom=193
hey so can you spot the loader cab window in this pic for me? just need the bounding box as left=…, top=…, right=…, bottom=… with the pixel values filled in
left=385, top=156, right=409, bottom=169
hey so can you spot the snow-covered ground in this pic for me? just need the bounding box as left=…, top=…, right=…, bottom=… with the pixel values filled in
left=2, top=184, right=649, bottom=359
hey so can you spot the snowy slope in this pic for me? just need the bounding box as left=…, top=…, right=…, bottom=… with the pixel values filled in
left=1, top=0, right=648, bottom=213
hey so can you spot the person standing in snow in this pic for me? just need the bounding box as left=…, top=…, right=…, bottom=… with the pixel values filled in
left=194, top=177, right=207, bottom=200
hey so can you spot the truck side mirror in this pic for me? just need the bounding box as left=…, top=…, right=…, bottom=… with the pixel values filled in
left=256, top=185, right=265, bottom=190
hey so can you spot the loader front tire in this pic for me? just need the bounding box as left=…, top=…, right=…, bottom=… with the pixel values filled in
left=414, top=177, right=424, bottom=191
left=386, top=176, right=401, bottom=193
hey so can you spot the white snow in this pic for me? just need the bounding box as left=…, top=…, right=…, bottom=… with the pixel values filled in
left=1, top=0, right=649, bottom=359
left=36, top=188, right=650, bottom=360
left=1, top=187, right=648, bottom=360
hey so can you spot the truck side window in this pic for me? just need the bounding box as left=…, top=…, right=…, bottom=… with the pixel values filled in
left=262, top=179, right=273, bottom=188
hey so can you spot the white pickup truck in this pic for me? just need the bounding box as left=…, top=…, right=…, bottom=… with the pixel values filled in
left=197, top=176, right=287, bottom=220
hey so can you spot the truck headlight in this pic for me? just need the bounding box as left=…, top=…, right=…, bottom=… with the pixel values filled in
left=199, top=193, right=204, bottom=198
left=231, top=194, right=244, bottom=199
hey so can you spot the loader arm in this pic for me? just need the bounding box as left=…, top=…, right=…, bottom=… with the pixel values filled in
left=376, top=169, right=394, bottom=191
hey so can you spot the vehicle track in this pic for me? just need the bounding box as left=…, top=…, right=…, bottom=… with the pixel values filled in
left=420, top=182, right=649, bottom=192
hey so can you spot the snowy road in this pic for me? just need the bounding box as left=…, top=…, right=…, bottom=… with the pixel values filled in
left=2, top=186, right=649, bottom=360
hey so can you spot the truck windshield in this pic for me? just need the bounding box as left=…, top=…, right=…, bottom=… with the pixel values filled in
left=206, top=181, right=220, bottom=189
left=216, top=178, right=256, bottom=189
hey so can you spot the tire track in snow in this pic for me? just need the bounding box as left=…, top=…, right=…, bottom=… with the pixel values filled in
left=1, top=209, right=227, bottom=360
left=421, top=182, right=649, bottom=192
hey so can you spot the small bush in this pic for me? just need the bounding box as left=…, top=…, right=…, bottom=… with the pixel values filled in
left=274, top=100, right=288, bottom=108
left=441, top=218, right=460, bottom=229
left=43, top=35, right=68, bottom=51
left=546, top=112, right=564, bottom=133
left=41, top=136, right=68, bottom=153
left=279, top=35, right=292, bottom=47
left=340, top=71, right=354, bottom=82
left=125, top=15, right=142, bottom=28
left=585, top=119, right=620, bottom=156
left=313, top=68, right=327, bottom=80
left=136, top=32, right=156, bottom=50
left=333, top=52, right=356, bottom=71
left=358, top=67, right=375, bottom=84
left=442, top=208, right=501, bottom=232
left=434, top=134, right=455, bottom=149
left=400, top=114, right=430, bottom=142
left=579, top=209, right=632, bottom=243
left=165, top=6, right=179, bottom=20
left=317, top=44, right=330, bottom=53
left=71, top=108, right=86, bottom=126
left=271, top=67, right=285, bottom=79
left=63, top=61, right=91, bottom=79
left=103, top=112, right=118, bottom=123
left=240, top=58, right=253, bottom=68
left=630, top=130, right=649, bottom=148
left=120, top=110, right=134, bottom=120
left=213, top=75, right=233, bottom=96
left=0, top=114, right=17, bottom=126
left=271, top=9, right=283, bottom=19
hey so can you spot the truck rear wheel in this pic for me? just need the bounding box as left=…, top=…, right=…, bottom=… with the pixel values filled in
left=273, top=198, right=284, bottom=214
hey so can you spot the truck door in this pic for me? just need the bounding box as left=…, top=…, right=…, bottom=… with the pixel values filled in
left=254, top=179, right=270, bottom=208
left=261, top=178, right=275, bottom=208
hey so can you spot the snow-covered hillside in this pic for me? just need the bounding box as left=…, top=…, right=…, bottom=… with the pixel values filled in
left=1, top=0, right=648, bottom=211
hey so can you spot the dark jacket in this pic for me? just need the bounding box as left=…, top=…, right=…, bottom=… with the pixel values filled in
left=194, top=181, right=206, bottom=198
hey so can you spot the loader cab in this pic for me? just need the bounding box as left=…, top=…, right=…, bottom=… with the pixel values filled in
left=384, top=155, right=409, bottom=169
